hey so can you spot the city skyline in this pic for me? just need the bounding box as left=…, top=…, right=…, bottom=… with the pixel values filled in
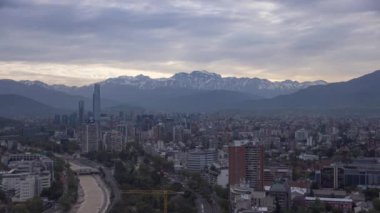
left=0, top=0, right=379, bottom=85
left=1, top=1, right=380, bottom=212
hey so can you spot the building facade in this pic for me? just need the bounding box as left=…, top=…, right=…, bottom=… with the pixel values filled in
left=81, top=122, right=99, bottom=153
left=186, top=149, right=216, bottom=172
left=320, top=158, right=380, bottom=189
left=229, top=140, right=264, bottom=191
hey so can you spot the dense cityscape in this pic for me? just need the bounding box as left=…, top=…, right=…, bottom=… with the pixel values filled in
left=1, top=0, right=380, bottom=213
left=0, top=82, right=379, bottom=213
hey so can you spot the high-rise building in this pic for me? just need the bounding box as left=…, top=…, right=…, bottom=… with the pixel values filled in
left=229, top=140, right=264, bottom=191
left=295, top=128, right=308, bottom=142
left=268, top=182, right=291, bottom=210
left=81, top=122, right=99, bottom=153
left=93, top=84, right=101, bottom=121
left=103, top=130, right=124, bottom=152
left=229, top=141, right=247, bottom=186
left=78, top=100, right=85, bottom=124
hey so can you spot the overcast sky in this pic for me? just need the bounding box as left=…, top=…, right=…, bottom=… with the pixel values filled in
left=0, top=0, right=379, bottom=85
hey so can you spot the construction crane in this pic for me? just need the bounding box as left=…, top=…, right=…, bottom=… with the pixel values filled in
left=121, top=190, right=184, bottom=213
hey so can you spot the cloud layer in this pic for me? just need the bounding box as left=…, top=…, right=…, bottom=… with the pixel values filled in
left=0, top=0, right=379, bottom=85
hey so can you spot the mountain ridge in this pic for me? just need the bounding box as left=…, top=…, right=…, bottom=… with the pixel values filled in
left=0, top=79, right=120, bottom=110
left=244, top=70, right=380, bottom=111
left=20, top=70, right=327, bottom=98
left=100, top=70, right=327, bottom=97
left=2, top=70, right=379, bottom=115
left=0, top=94, right=61, bottom=118
left=0, top=79, right=88, bottom=110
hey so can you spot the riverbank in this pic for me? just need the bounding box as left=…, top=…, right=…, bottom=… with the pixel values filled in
left=69, top=162, right=110, bottom=213
left=94, top=174, right=110, bottom=213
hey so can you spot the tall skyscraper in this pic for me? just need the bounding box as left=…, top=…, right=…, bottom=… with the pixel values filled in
left=93, top=84, right=101, bottom=121
left=229, top=140, right=264, bottom=191
left=78, top=100, right=85, bottom=124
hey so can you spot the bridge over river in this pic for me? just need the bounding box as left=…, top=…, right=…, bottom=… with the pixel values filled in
left=70, top=164, right=100, bottom=175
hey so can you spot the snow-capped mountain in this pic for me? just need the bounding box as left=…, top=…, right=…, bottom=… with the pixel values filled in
left=2, top=70, right=380, bottom=114
left=15, top=70, right=328, bottom=112
left=18, top=71, right=327, bottom=99
left=100, top=70, right=327, bottom=97
left=19, top=70, right=327, bottom=99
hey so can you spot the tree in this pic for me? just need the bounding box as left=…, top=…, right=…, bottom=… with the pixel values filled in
left=331, top=208, right=343, bottom=213
left=0, top=190, right=8, bottom=204
left=136, top=202, right=154, bottom=212
left=309, top=199, right=324, bottom=213
left=325, top=203, right=333, bottom=212
left=364, top=188, right=380, bottom=201
left=40, top=180, right=64, bottom=200
left=214, top=185, right=228, bottom=200
left=59, top=194, right=72, bottom=211
left=170, top=182, right=183, bottom=192
left=11, top=204, right=29, bottom=213
left=169, top=196, right=197, bottom=213
left=274, top=197, right=282, bottom=213
left=25, top=197, right=43, bottom=213
left=373, top=198, right=380, bottom=211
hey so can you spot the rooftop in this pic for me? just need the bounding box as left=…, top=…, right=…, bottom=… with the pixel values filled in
left=305, top=197, right=353, bottom=203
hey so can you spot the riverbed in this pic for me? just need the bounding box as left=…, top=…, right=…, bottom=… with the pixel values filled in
left=69, top=162, right=110, bottom=213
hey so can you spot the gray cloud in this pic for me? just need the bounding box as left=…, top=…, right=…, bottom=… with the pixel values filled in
left=0, top=0, right=379, bottom=84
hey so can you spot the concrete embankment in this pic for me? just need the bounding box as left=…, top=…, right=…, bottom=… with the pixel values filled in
left=69, top=162, right=110, bottom=213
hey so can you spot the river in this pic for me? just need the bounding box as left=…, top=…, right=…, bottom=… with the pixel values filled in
left=69, top=162, right=110, bottom=213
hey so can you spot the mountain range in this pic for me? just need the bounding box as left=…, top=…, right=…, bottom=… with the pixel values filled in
left=0, top=79, right=88, bottom=110
left=0, top=70, right=379, bottom=117
left=244, top=70, right=380, bottom=111
left=0, top=94, right=60, bottom=118
left=34, top=70, right=327, bottom=98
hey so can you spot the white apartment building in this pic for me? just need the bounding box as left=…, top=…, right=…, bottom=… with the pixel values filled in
left=81, top=122, right=99, bottom=153
left=186, top=149, right=216, bottom=172
left=0, top=172, right=51, bottom=202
